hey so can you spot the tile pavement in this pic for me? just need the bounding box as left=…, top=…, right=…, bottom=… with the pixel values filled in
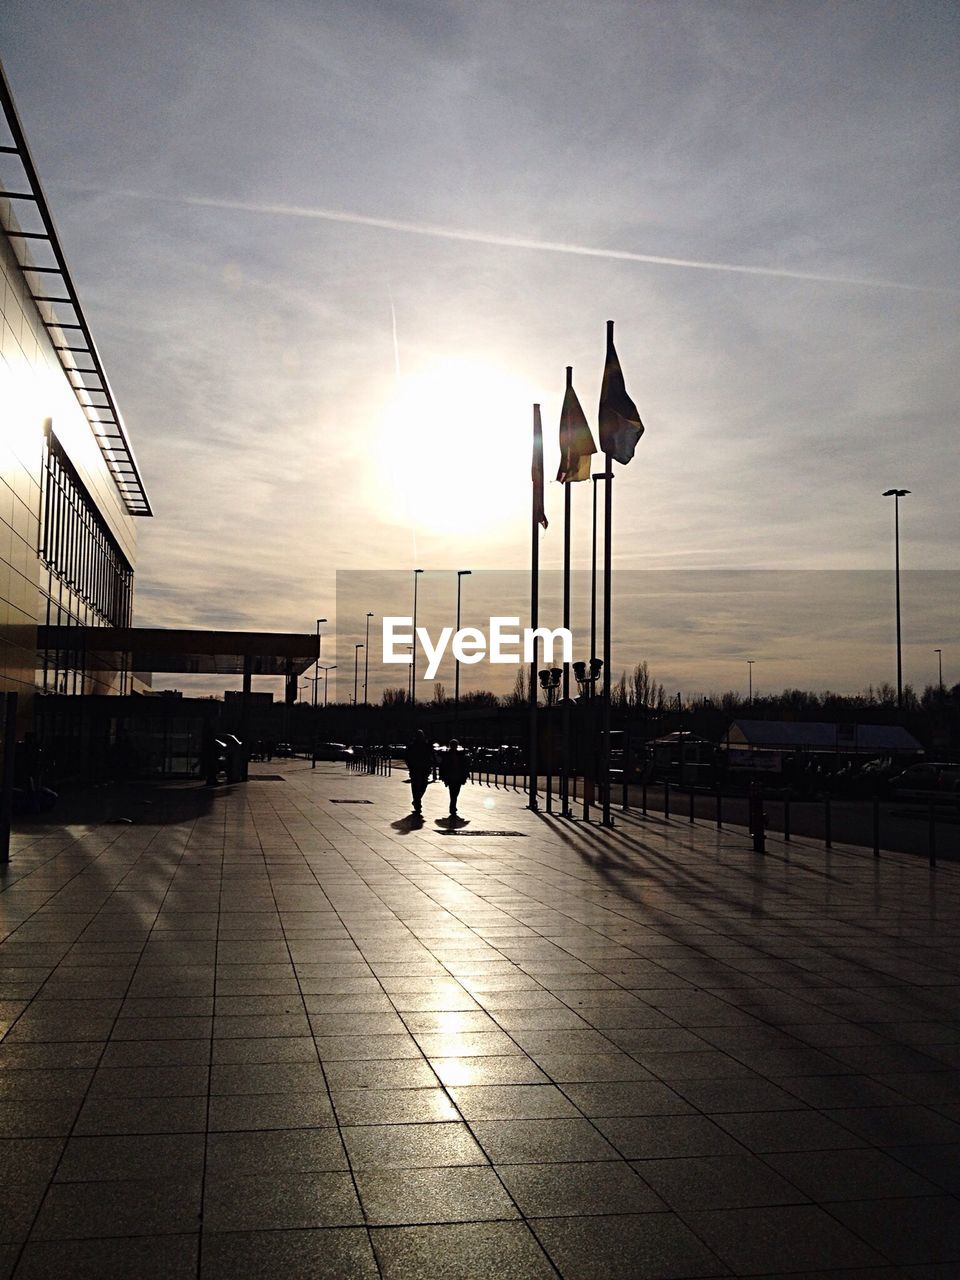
left=1, top=759, right=959, bottom=1278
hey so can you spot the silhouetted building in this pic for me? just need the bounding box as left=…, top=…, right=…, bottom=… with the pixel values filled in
left=1, top=64, right=151, bottom=725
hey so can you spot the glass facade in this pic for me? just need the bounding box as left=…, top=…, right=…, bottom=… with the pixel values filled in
left=38, top=430, right=134, bottom=695
left=1, top=204, right=140, bottom=713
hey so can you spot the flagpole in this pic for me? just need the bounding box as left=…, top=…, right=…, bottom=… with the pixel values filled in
left=601, top=324, right=615, bottom=827
left=528, top=404, right=540, bottom=811
left=561, top=367, right=573, bottom=818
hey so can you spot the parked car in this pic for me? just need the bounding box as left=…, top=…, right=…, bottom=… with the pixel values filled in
left=313, top=742, right=352, bottom=761
left=888, top=762, right=960, bottom=801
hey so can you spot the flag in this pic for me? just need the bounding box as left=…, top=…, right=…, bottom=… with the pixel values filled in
left=556, top=379, right=596, bottom=483
left=599, top=328, right=644, bottom=464
left=532, top=404, right=548, bottom=529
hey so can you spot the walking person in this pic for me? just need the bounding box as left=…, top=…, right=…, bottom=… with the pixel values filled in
left=440, top=738, right=470, bottom=817
left=404, top=730, right=435, bottom=815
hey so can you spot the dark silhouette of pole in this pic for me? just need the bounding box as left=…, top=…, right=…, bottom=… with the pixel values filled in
left=410, top=568, right=423, bottom=707
left=353, top=644, right=363, bottom=705
left=561, top=368, right=573, bottom=818
left=591, top=474, right=600, bottom=666
left=528, top=406, right=543, bottom=811
left=747, top=659, right=754, bottom=705
left=313, top=618, right=327, bottom=709
left=601, top=325, right=614, bottom=827
left=363, top=613, right=373, bottom=705
left=320, top=664, right=336, bottom=707
left=883, top=489, right=909, bottom=709
left=935, top=648, right=943, bottom=695
left=455, top=570, right=471, bottom=731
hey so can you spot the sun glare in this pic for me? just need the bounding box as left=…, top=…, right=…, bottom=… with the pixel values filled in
left=375, top=357, right=537, bottom=537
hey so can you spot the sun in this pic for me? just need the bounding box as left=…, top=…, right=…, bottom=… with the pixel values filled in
left=374, top=356, right=538, bottom=537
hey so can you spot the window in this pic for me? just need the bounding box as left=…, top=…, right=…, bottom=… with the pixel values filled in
left=39, top=433, right=133, bottom=629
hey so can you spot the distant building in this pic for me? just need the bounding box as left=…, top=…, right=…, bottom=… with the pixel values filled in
left=724, top=719, right=923, bottom=773
left=1, top=64, right=151, bottom=725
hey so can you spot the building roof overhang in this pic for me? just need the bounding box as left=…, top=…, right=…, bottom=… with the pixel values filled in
left=37, top=627, right=318, bottom=677
left=0, top=60, right=152, bottom=517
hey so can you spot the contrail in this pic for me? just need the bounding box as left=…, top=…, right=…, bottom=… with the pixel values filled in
left=61, top=182, right=954, bottom=295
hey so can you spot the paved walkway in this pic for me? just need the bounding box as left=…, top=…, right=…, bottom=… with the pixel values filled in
left=2, top=761, right=959, bottom=1279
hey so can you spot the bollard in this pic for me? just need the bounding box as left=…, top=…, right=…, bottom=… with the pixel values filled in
left=642, top=782, right=648, bottom=815
left=929, top=802, right=937, bottom=867
left=749, top=782, right=765, bottom=853
left=873, top=796, right=880, bottom=858
left=689, top=787, right=695, bottom=824
left=783, top=796, right=790, bottom=843
left=715, top=789, right=722, bottom=829
left=664, top=780, right=670, bottom=820
left=824, top=797, right=832, bottom=849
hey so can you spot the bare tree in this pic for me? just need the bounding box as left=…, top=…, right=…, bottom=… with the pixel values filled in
left=630, top=661, right=664, bottom=710
left=614, top=673, right=628, bottom=712
left=504, top=669, right=527, bottom=707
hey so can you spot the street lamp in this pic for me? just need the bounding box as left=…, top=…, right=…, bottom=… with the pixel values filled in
left=353, top=643, right=364, bottom=706
left=747, top=660, right=754, bottom=705
left=882, top=489, right=910, bottom=709
left=410, top=569, right=424, bottom=707
left=319, top=664, right=336, bottom=708
left=363, top=612, right=374, bottom=706
left=537, top=667, right=562, bottom=814
left=590, top=473, right=610, bottom=667
left=573, top=659, right=603, bottom=822
left=454, top=570, right=471, bottom=729
left=935, top=648, right=943, bottom=696
left=313, top=618, right=327, bottom=709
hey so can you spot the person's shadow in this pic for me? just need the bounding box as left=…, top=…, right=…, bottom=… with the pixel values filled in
left=435, top=814, right=470, bottom=830
left=391, top=813, right=425, bottom=832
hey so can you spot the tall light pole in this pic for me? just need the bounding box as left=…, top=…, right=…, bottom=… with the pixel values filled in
left=935, top=648, right=943, bottom=695
left=410, top=568, right=423, bottom=707
left=363, top=612, right=374, bottom=706
left=312, top=618, right=327, bottom=709
left=883, top=489, right=910, bottom=709
left=454, top=570, right=471, bottom=730
left=353, top=644, right=364, bottom=706
left=319, top=664, right=336, bottom=708
left=747, top=660, right=754, bottom=705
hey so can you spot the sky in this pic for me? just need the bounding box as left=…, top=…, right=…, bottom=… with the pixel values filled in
left=2, top=0, right=958, bottom=697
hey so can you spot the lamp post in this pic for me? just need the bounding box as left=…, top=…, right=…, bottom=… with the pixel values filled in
left=573, top=658, right=603, bottom=821
left=410, top=569, right=424, bottom=707
left=882, top=489, right=910, bottom=709
left=454, top=570, right=471, bottom=730
left=590, top=473, right=609, bottom=668
left=363, top=612, right=374, bottom=705
left=312, top=618, right=327, bottom=709
left=353, top=644, right=363, bottom=706
left=747, top=660, right=754, bottom=705
left=935, top=648, right=943, bottom=696
left=319, top=664, right=336, bottom=708
left=538, top=667, right=562, bottom=813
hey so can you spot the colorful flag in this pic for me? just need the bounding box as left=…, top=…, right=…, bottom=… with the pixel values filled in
left=532, top=404, right=548, bottom=529
left=556, top=378, right=596, bottom=483
left=599, top=328, right=644, bottom=464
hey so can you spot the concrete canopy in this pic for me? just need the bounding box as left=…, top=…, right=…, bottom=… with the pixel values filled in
left=37, top=627, right=318, bottom=677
